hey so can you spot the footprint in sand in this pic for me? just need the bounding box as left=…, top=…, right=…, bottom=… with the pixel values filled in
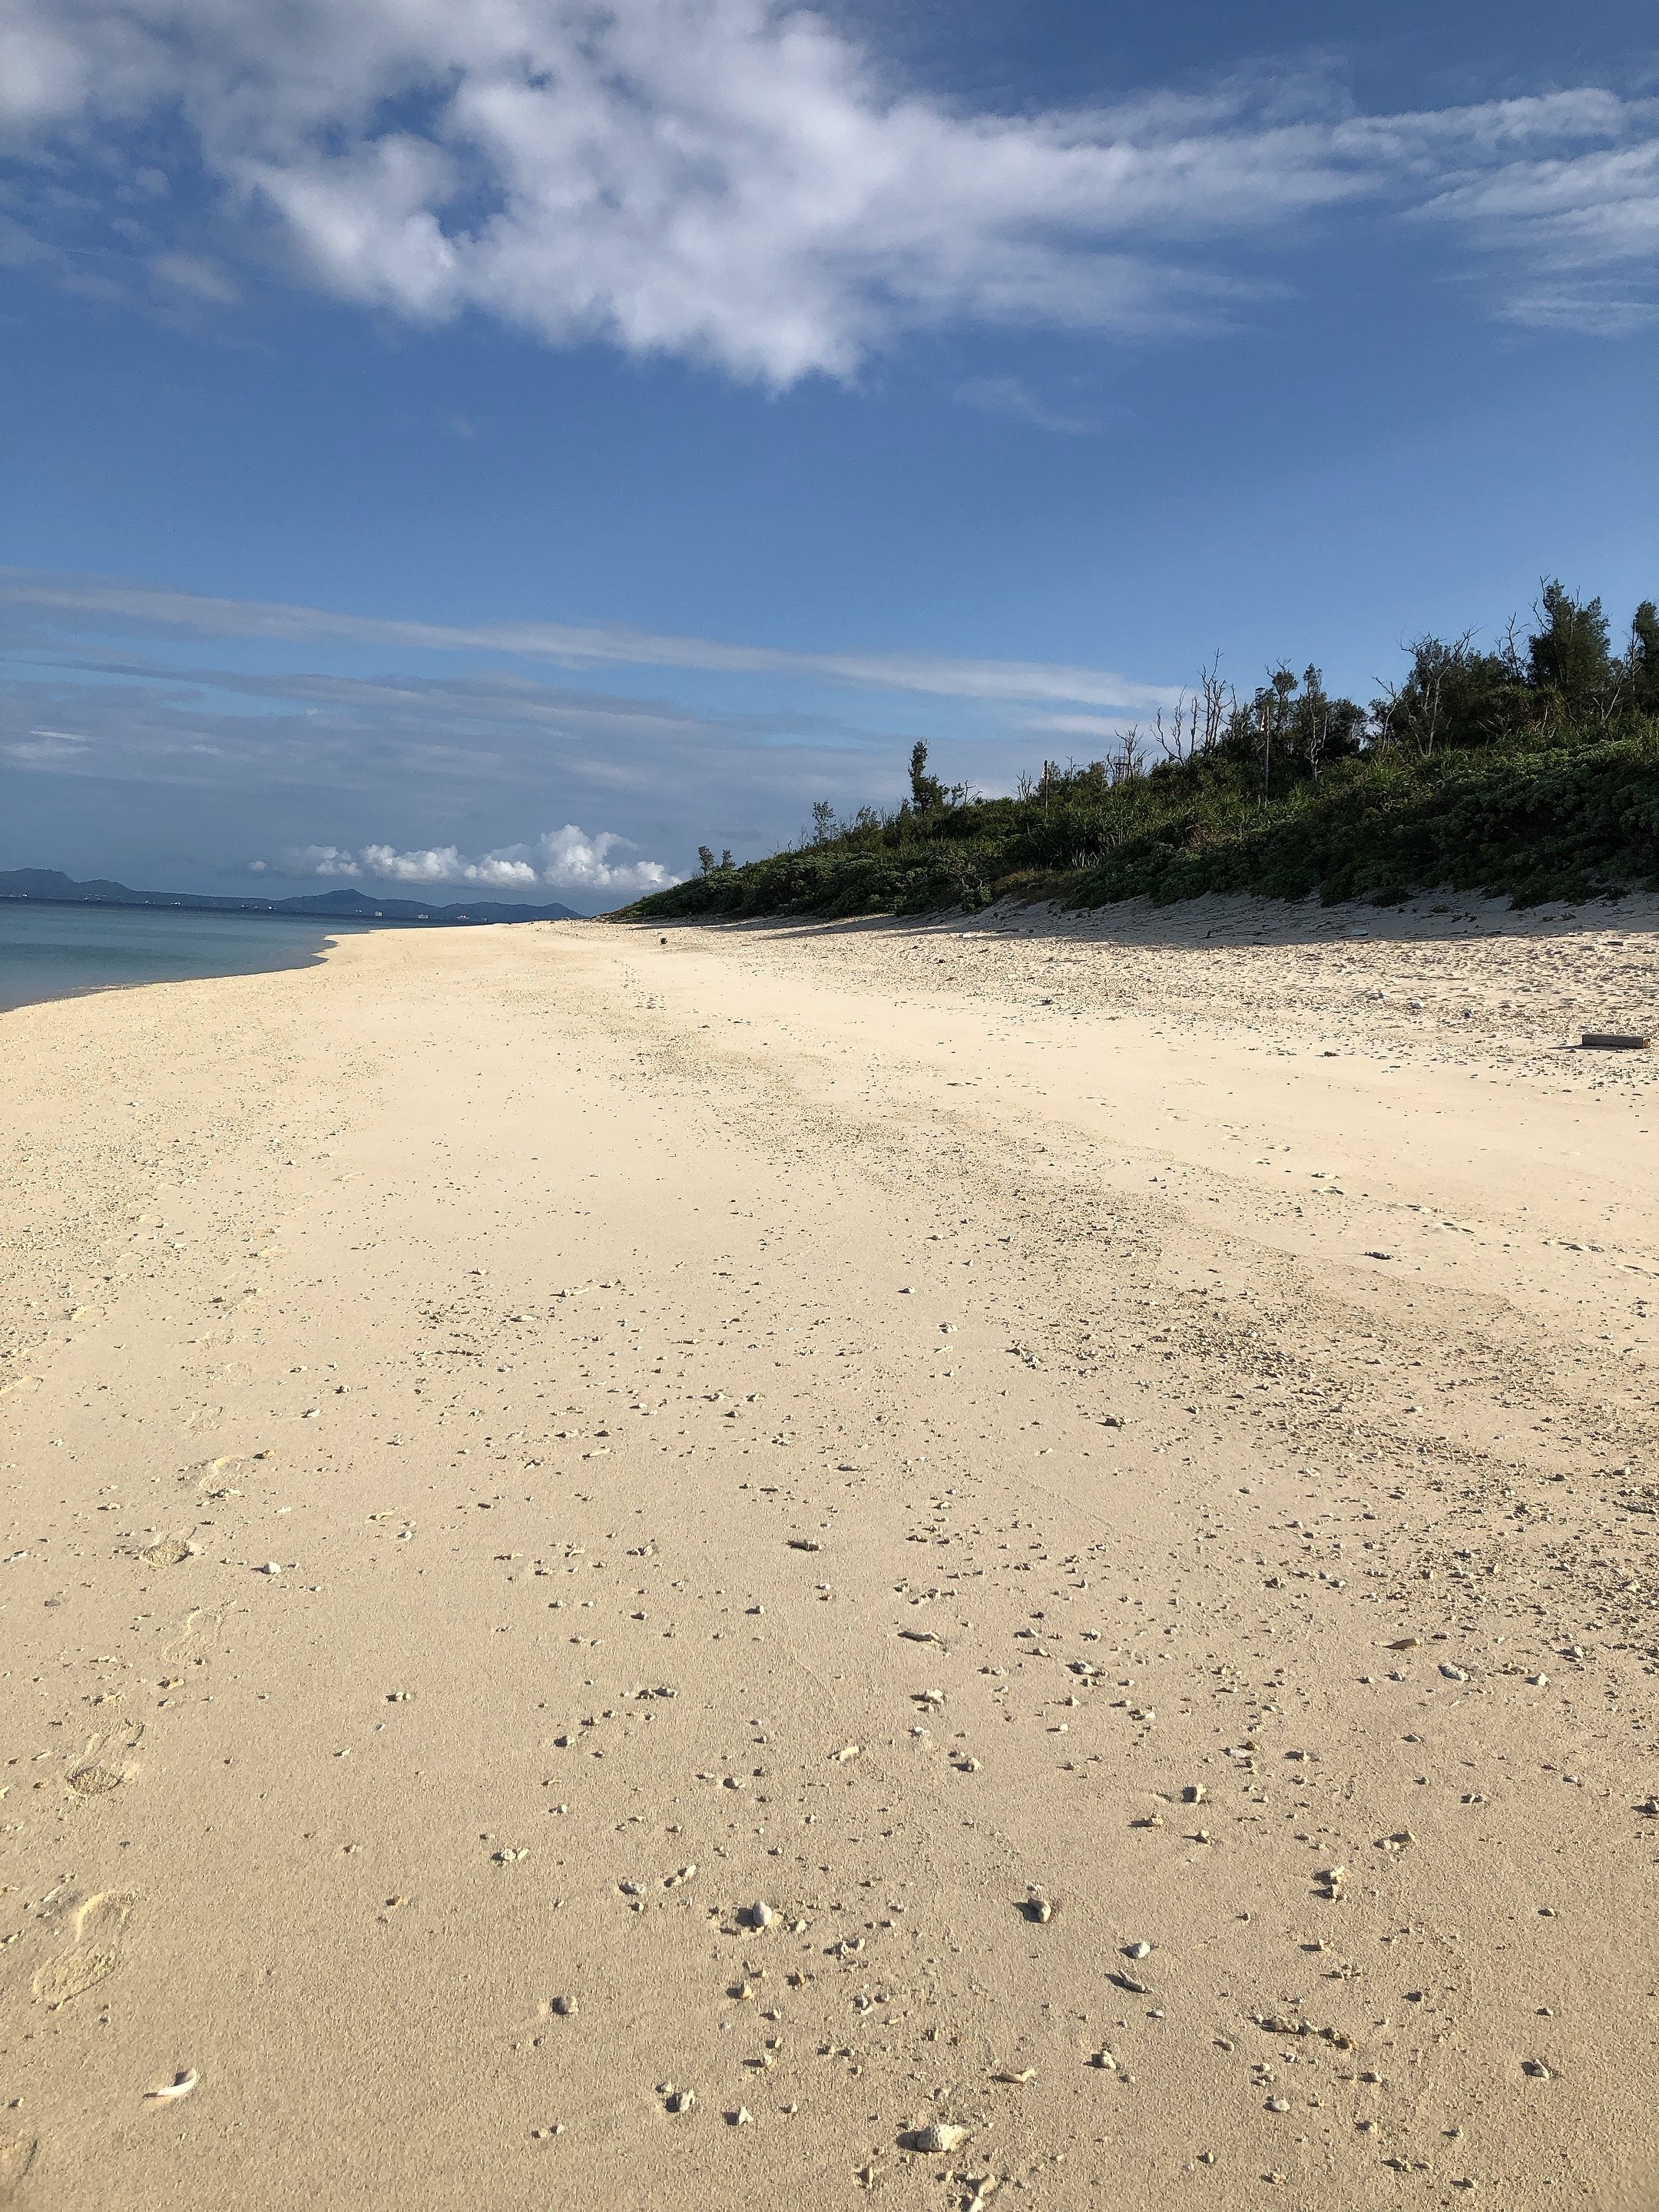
left=65, top=1720, right=144, bottom=1801
left=65, top=1763, right=125, bottom=1799
left=189, top=1454, right=258, bottom=1501
left=31, top=1892, right=134, bottom=2009
left=0, top=2131, right=38, bottom=2204
left=140, top=1538, right=195, bottom=1568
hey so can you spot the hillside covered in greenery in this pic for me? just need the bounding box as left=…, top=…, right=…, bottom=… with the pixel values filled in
left=626, top=585, right=1659, bottom=919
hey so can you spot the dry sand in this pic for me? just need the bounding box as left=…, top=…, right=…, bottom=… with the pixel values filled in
left=2, top=892, right=1657, bottom=2210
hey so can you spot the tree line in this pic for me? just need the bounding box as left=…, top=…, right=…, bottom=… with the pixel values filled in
left=696, top=581, right=1658, bottom=868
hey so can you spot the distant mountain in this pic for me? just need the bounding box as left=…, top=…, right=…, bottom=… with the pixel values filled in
left=0, top=868, right=579, bottom=926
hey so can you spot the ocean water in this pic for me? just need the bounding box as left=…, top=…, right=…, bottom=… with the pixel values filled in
left=0, top=901, right=377, bottom=1015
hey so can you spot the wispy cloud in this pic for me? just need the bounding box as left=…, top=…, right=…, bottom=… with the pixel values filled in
left=0, top=614, right=1005, bottom=889
left=1, top=4, right=1655, bottom=377
left=0, top=570, right=1182, bottom=711
left=955, top=376, right=1101, bottom=435
left=1017, top=711, right=1142, bottom=740
left=2, top=727, right=91, bottom=766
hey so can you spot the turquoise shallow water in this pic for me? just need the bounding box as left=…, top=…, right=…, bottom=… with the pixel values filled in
left=0, top=901, right=376, bottom=1014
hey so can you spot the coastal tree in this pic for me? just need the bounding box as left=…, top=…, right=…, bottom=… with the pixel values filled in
left=1527, top=581, right=1614, bottom=711
left=909, top=740, right=946, bottom=812
left=1629, top=601, right=1659, bottom=713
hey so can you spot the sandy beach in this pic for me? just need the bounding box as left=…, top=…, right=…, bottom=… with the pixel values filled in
left=2, top=896, right=1656, bottom=2211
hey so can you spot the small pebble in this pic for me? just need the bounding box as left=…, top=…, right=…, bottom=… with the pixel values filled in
left=1124, top=1941, right=1151, bottom=1960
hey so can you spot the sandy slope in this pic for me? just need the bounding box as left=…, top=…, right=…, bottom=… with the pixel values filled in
left=2, top=896, right=1656, bottom=2212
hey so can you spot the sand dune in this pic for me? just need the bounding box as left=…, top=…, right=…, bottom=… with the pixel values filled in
left=2, top=896, right=1655, bottom=2210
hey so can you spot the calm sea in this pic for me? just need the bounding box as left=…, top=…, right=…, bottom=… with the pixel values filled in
left=0, top=902, right=378, bottom=1015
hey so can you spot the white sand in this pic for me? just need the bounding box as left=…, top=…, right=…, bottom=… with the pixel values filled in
left=2, top=894, right=1656, bottom=2210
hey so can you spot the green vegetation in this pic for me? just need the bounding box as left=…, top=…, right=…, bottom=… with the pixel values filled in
left=625, top=585, right=1659, bottom=921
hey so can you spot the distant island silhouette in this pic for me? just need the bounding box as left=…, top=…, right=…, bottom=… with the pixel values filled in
left=0, top=867, right=578, bottom=927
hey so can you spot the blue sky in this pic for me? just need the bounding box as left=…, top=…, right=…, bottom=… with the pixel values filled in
left=2, top=2, right=1656, bottom=908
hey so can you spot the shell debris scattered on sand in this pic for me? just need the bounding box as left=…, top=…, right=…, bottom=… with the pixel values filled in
left=11, top=884, right=1658, bottom=2208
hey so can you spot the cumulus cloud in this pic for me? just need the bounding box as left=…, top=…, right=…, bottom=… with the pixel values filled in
left=290, top=843, right=365, bottom=878
left=283, top=825, right=678, bottom=896
left=0, top=3, right=1655, bottom=377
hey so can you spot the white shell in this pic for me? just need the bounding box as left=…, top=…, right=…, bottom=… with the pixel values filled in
left=144, top=2069, right=198, bottom=2103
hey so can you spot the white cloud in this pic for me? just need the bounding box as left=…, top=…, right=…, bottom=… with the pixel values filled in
left=2, top=726, right=90, bottom=764
left=358, top=844, right=538, bottom=887
left=531, top=823, right=679, bottom=892
left=290, top=843, right=363, bottom=877
left=283, top=824, right=678, bottom=895
left=0, top=5, right=1655, bottom=377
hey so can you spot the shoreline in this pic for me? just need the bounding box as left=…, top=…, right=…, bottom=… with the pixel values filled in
left=0, top=907, right=377, bottom=1018
left=3, top=912, right=1654, bottom=2210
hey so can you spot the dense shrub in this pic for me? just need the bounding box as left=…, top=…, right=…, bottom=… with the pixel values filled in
left=624, top=586, right=1659, bottom=922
